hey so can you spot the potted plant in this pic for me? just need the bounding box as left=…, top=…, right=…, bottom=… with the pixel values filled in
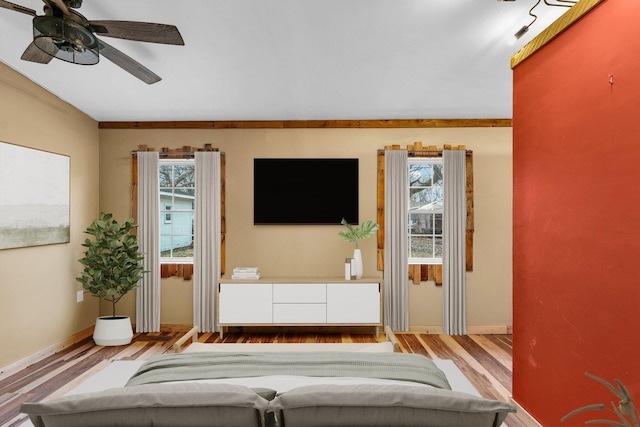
left=338, top=218, right=379, bottom=279
left=76, top=212, right=146, bottom=346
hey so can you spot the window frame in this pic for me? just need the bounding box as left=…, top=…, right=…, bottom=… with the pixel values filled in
left=164, top=205, right=172, bottom=223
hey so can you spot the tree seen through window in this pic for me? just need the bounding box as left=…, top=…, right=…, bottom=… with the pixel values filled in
left=408, top=159, right=443, bottom=264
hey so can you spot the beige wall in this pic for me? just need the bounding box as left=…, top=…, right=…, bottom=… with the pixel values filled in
left=0, top=63, right=100, bottom=368
left=99, top=127, right=513, bottom=329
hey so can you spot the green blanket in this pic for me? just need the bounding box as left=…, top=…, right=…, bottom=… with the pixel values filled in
left=125, top=351, right=451, bottom=390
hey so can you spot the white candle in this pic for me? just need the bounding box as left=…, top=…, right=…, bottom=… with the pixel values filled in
left=344, top=258, right=352, bottom=280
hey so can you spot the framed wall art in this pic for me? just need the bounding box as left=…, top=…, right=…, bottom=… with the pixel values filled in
left=0, top=142, right=70, bottom=249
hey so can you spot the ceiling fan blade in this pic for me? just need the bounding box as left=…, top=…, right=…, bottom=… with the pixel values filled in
left=0, top=0, right=36, bottom=16
left=90, top=21, right=184, bottom=45
left=98, top=39, right=161, bottom=84
left=20, top=41, right=54, bottom=63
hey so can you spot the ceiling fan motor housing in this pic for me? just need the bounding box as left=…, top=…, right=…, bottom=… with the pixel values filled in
left=33, top=15, right=99, bottom=65
left=64, top=0, right=83, bottom=8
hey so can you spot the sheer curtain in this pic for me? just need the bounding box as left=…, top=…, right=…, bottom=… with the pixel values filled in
left=136, top=152, right=161, bottom=332
left=384, top=150, right=409, bottom=332
left=193, top=151, right=221, bottom=332
left=443, top=150, right=467, bottom=335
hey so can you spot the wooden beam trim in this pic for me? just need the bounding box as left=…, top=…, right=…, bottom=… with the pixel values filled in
left=100, top=119, right=512, bottom=130
left=510, top=0, right=605, bottom=69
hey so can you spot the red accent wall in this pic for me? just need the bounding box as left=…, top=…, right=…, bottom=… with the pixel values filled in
left=513, top=1, right=640, bottom=425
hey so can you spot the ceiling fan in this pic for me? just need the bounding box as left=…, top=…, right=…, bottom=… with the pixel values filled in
left=0, top=0, right=184, bottom=84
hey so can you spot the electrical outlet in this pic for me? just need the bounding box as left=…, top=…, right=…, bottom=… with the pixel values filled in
left=77, top=290, right=84, bottom=303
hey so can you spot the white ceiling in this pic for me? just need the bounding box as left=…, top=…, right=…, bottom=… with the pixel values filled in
left=0, top=1, right=569, bottom=122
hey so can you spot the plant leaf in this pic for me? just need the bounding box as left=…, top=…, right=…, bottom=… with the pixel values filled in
left=338, top=218, right=379, bottom=247
left=584, top=420, right=629, bottom=427
left=562, top=404, right=607, bottom=422
left=586, top=372, right=626, bottom=399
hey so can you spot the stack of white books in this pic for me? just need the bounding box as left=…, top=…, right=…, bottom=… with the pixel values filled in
left=231, top=267, right=261, bottom=280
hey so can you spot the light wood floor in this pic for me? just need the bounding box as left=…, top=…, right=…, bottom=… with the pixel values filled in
left=0, top=328, right=525, bottom=427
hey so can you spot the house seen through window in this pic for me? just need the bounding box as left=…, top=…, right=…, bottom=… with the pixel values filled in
left=159, top=159, right=195, bottom=262
left=408, top=158, right=443, bottom=264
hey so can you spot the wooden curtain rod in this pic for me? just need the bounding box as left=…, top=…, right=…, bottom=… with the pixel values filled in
left=408, top=149, right=473, bottom=155
left=131, top=151, right=224, bottom=157
left=377, top=149, right=473, bottom=155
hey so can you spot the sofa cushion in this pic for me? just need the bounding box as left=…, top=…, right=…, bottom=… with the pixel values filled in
left=21, top=382, right=270, bottom=427
left=271, top=383, right=516, bottom=427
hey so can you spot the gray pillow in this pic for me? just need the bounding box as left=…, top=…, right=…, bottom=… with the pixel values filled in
left=21, top=382, right=270, bottom=427
left=271, top=384, right=516, bottom=427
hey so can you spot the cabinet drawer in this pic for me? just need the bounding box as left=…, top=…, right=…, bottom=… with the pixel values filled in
left=273, top=283, right=326, bottom=303
left=273, top=303, right=326, bottom=323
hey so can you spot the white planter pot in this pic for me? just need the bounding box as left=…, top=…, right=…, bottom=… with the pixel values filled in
left=352, top=248, right=363, bottom=279
left=93, top=316, right=133, bottom=346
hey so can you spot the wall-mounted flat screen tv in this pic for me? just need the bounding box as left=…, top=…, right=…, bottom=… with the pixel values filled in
left=254, top=158, right=359, bottom=225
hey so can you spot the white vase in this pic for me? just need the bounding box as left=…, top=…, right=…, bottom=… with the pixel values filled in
left=93, top=316, right=133, bottom=346
left=352, top=248, right=363, bottom=279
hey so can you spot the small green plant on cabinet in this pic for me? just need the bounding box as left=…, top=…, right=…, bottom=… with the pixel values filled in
left=338, top=218, right=379, bottom=249
left=76, top=212, right=147, bottom=318
left=561, top=372, right=638, bottom=426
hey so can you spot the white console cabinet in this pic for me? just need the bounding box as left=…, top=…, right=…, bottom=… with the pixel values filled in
left=218, top=277, right=381, bottom=338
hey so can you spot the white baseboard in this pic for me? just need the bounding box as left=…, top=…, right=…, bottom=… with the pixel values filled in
left=408, top=325, right=511, bottom=334
left=0, top=326, right=94, bottom=380
left=511, top=397, right=543, bottom=427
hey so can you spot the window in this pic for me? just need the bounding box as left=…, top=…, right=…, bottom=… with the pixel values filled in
left=159, top=159, right=195, bottom=262
left=376, top=145, right=472, bottom=284
left=408, top=158, right=443, bottom=264
left=132, top=146, right=226, bottom=280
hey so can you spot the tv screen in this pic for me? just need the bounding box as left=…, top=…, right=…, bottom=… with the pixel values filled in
left=254, top=158, right=359, bottom=225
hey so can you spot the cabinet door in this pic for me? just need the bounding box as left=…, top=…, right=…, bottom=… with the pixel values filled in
left=326, top=283, right=380, bottom=324
left=219, top=283, right=272, bottom=324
